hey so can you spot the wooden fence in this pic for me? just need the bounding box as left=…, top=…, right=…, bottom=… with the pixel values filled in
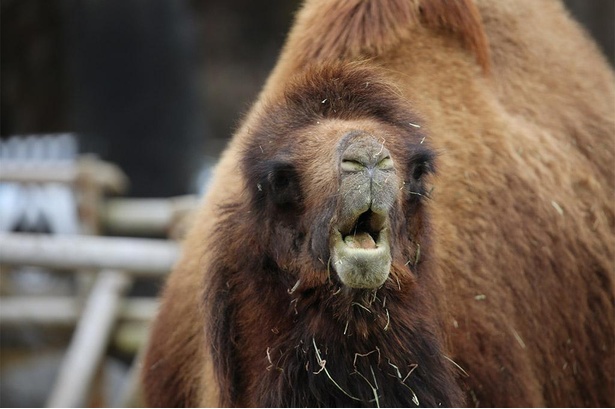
left=0, top=135, right=197, bottom=407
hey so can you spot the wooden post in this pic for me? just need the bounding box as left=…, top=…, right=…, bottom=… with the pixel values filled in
left=114, top=337, right=149, bottom=408
left=46, top=270, right=131, bottom=408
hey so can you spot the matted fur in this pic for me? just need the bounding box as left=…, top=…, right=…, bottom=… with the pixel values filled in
left=142, top=0, right=614, bottom=407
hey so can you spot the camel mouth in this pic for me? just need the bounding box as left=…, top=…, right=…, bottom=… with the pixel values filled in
left=331, top=210, right=392, bottom=289
left=339, top=210, right=386, bottom=250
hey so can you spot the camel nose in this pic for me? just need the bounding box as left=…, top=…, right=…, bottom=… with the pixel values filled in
left=338, top=131, right=397, bottom=218
left=341, top=132, right=393, bottom=173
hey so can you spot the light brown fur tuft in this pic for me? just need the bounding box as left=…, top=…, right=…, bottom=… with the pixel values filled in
left=290, top=0, right=490, bottom=72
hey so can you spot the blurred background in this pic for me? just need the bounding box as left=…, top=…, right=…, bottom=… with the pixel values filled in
left=0, top=0, right=612, bottom=407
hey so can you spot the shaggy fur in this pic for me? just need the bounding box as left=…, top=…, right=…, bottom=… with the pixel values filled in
left=142, top=0, right=614, bottom=407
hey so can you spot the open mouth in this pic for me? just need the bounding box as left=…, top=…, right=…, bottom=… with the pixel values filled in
left=340, top=210, right=386, bottom=250
left=331, top=209, right=392, bottom=289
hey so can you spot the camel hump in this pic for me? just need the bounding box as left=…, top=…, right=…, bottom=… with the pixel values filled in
left=291, top=0, right=490, bottom=72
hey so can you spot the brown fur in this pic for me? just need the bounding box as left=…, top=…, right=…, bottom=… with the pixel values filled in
left=287, top=0, right=490, bottom=72
left=142, top=0, right=614, bottom=407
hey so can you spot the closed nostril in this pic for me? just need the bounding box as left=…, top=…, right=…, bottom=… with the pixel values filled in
left=377, top=156, right=394, bottom=170
left=341, top=151, right=393, bottom=172
left=341, top=133, right=392, bottom=170
left=341, top=159, right=365, bottom=172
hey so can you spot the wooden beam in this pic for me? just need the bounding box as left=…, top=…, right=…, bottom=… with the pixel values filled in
left=0, top=156, right=128, bottom=193
left=0, top=233, right=180, bottom=275
left=101, top=195, right=198, bottom=236
left=0, top=296, right=157, bottom=325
